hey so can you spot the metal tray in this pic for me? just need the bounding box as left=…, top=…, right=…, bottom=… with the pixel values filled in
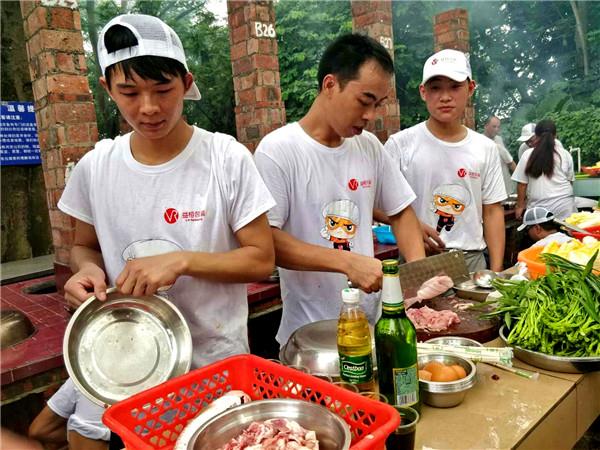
left=64, top=288, right=192, bottom=406
left=499, top=326, right=600, bottom=373
left=454, top=277, right=493, bottom=302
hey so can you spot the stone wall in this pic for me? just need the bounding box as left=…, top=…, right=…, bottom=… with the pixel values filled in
left=21, top=0, right=98, bottom=290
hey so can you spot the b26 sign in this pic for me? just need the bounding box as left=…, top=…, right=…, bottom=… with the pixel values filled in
left=254, top=21, right=276, bottom=38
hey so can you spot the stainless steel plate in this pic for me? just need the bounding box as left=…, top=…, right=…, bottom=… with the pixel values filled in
left=454, top=277, right=492, bottom=301
left=499, top=326, right=600, bottom=373
left=64, top=288, right=192, bottom=406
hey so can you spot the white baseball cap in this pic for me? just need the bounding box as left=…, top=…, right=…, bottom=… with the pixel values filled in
left=422, top=49, right=472, bottom=85
left=98, top=14, right=201, bottom=101
left=517, top=207, right=555, bottom=231
left=517, top=123, right=536, bottom=142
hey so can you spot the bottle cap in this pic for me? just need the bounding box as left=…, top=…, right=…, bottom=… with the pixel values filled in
left=341, top=288, right=360, bottom=303
left=382, top=259, right=399, bottom=274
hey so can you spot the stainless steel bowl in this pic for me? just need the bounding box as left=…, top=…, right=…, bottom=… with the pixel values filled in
left=64, top=288, right=192, bottom=406
left=1, top=309, right=36, bottom=349
left=279, top=319, right=376, bottom=378
left=186, top=399, right=351, bottom=450
left=425, top=336, right=483, bottom=348
left=418, top=353, right=477, bottom=408
left=499, top=325, right=600, bottom=373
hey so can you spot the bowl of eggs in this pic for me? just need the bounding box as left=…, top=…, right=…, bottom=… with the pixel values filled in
left=417, top=353, right=477, bottom=408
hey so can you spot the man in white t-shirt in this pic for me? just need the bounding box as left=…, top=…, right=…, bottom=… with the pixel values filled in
left=29, top=15, right=275, bottom=450
left=483, top=116, right=516, bottom=195
left=255, top=34, right=425, bottom=346
left=517, top=207, right=572, bottom=247
left=384, top=49, right=507, bottom=273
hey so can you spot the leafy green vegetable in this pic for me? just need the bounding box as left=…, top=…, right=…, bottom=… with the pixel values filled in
left=482, top=251, right=600, bottom=357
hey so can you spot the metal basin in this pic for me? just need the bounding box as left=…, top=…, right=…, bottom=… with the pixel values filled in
left=186, top=399, right=351, bottom=450
left=1, top=309, right=35, bottom=349
left=279, top=319, right=376, bottom=378
left=64, top=288, right=192, bottom=406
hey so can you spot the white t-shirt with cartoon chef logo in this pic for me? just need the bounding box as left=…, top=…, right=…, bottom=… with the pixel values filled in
left=254, top=122, right=416, bottom=345
left=58, top=127, right=276, bottom=368
left=384, top=122, right=506, bottom=251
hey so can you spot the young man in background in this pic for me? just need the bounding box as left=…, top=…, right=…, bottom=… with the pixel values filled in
left=384, top=49, right=506, bottom=273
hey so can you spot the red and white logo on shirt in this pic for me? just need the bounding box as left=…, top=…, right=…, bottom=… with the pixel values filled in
left=164, top=208, right=206, bottom=224
left=457, top=168, right=480, bottom=179
left=164, top=208, right=179, bottom=224
left=348, top=178, right=372, bottom=191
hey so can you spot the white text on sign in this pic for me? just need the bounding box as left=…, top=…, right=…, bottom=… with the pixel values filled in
left=254, top=22, right=276, bottom=38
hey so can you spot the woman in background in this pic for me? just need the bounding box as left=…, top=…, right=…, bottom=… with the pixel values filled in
left=512, top=119, right=576, bottom=220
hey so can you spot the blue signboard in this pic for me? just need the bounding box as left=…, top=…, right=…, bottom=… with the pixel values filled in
left=1, top=101, right=42, bottom=166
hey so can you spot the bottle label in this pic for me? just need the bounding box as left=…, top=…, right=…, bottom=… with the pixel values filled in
left=392, top=364, right=419, bottom=407
left=339, top=354, right=373, bottom=384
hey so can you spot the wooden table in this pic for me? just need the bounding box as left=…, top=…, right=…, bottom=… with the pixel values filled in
left=414, top=338, right=600, bottom=449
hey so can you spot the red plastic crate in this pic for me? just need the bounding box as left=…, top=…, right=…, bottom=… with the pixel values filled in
left=103, top=354, right=400, bottom=449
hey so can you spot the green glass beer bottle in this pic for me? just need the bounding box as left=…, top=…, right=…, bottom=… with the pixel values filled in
left=375, top=259, right=420, bottom=411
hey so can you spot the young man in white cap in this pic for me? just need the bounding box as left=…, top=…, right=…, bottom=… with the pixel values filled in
left=254, top=34, right=425, bottom=348
left=383, top=49, right=507, bottom=273
left=28, top=14, right=275, bottom=449
left=517, top=123, right=536, bottom=160
left=518, top=206, right=571, bottom=248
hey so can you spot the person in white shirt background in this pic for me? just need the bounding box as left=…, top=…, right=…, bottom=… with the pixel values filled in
left=517, top=206, right=572, bottom=248
left=516, top=122, right=566, bottom=160
left=482, top=115, right=517, bottom=195
left=383, top=49, right=507, bottom=273
left=512, top=119, right=576, bottom=220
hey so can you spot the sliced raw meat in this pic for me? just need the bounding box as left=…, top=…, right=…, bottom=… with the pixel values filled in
left=218, top=418, right=319, bottom=450
left=417, top=275, right=454, bottom=300
left=406, top=305, right=461, bottom=332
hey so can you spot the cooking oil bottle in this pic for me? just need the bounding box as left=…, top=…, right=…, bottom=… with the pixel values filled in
left=337, top=287, right=375, bottom=392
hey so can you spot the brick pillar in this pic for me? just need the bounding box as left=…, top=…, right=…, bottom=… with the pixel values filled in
left=351, top=0, right=400, bottom=142
left=433, top=8, right=475, bottom=129
left=21, top=1, right=98, bottom=292
left=227, top=0, right=286, bottom=153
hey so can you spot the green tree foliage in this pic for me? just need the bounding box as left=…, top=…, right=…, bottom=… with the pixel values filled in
left=275, top=0, right=352, bottom=122
left=390, top=1, right=599, bottom=165
left=80, top=0, right=235, bottom=138
left=547, top=108, right=600, bottom=166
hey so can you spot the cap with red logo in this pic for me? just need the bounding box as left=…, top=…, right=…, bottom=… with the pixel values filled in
left=422, top=49, right=472, bottom=85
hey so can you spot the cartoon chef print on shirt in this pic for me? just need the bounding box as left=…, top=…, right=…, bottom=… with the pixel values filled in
left=320, top=199, right=359, bottom=251
left=431, top=184, right=471, bottom=233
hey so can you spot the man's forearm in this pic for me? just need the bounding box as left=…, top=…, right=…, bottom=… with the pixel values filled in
left=69, top=245, right=105, bottom=273
left=516, top=183, right=527, bottom=208
left=389, top=206, right=426, bottom=262
left=272, top=228, right=349, bottom=274
left=483, top=203, right=505, bottom=272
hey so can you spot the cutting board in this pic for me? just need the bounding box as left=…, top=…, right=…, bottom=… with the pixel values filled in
left=411, top=296, right=500, bottom=343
